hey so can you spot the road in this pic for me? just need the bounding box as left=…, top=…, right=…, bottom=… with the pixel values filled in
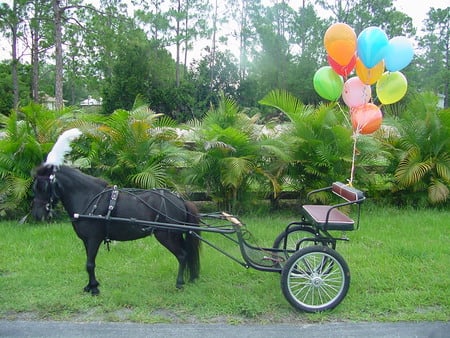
left=1, top=320, right=449, bottom=337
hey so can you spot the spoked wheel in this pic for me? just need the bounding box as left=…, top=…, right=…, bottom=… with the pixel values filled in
left=281, top=245, right=350, bottom=312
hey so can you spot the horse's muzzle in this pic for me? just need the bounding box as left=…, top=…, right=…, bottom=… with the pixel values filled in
left=31, top=200, right=52, bottom=221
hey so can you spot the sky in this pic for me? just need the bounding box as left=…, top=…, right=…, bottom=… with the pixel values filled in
left=0, top=0, right=448, bottom=61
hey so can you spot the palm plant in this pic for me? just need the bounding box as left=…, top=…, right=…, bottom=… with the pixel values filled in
left=184, top=94, right=287, bottom=211
left=383, top=92, right=450, bottom=205
left=0, top=104, right=79, bottom=218
left=260, top=90, right=361, bottom=202
left=73, top=103, right=186, bottom=190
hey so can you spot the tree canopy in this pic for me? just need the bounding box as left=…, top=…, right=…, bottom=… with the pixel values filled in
left=0, top=0, right=448, bottom=119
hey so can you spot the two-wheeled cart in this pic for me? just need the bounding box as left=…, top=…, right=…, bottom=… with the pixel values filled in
left=196, top=182, right=365, bottom=312
left=75, top=181, right=365, bottom=312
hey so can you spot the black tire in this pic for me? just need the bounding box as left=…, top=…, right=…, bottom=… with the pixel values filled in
left=273, top=225, right=335, bottom=253
left=281, top=245, right=350, bottom=312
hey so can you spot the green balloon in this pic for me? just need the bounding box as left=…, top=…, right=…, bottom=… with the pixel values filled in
left=313, top=66, right=344, bottom=101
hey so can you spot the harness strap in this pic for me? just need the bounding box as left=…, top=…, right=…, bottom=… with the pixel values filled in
left=104, top=185, right=119, bottom=250
left=154, top=189, right=167, bottom=223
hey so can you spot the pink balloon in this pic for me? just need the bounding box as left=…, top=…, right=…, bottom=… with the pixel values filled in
left=342, top=77, right=372, bottom=108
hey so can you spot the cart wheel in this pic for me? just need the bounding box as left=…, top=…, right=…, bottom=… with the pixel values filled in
left=273, top=226, right=335, bottom=253
left=281, top=245, right=350, bottom=312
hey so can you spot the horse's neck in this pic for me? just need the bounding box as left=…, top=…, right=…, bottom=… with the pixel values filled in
left=58, top=168, right=108, bottom=216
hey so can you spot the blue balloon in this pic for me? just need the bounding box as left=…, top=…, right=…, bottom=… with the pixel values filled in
left=384, top=36, right=414, bottom=71
left=357, top=27, right=389, bottom=68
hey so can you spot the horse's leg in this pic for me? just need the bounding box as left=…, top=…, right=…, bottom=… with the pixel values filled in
left=82, top=238, right=102, bottom=295
left=154, top=230, right=187, bottom=289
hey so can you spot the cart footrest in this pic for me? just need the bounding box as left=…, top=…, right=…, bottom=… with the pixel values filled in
left=302, top=205, right=355, bottom=231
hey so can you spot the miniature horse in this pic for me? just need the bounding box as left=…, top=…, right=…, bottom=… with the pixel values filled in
left=31, top=164, right=201, bottom=295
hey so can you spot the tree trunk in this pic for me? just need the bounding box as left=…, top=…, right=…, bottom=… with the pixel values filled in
left=183, top=1, right=189, bottom=77
left=445, top=26, right=449, bottom=108
left=11, top=1, right=19, bottom=110
left=31, top=1, right=40, bottom=103
left=53, top=0, right=64, bottom=110
left=175, top=0, right=181, bottom=87
left=209, top=0, right=218, bottom=93
left=239, top=0, right=246, bottom=81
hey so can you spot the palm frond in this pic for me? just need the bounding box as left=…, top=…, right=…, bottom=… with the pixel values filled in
left=259, top=89, right=306, bottom=123
left=204, top=141, right=236, bottom=152
left=129, top=163, right=168, bottom=189
left=221, top=156, right=254, bottom=188
left=428, top=179, right=449, bottom=204
left=435, top=153, right=450, bottom=182
left=395, top=148, right=433, bottom=186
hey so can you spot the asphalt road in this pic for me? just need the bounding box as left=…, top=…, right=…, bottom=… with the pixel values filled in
left=1, top=320, right=449, bottom=338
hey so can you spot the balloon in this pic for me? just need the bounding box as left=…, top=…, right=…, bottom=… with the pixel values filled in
left=342, top=77, right=371, bottom=108
left=357, top=27, right=389, bottom=68
left=384, top=36, right=414, bottom=71
left=351, top=103, right=383, bottom=134
left=355, top=58, right=384, bottom=85
left=327, top=54, right=356, bottom=77
left=376, top=71, right=408, bottom=104
left=324, top=23, right=357, bottom=66
left=313, top=66, right=344, bottom=101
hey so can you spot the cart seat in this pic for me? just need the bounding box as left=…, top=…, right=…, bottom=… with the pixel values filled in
left=301, top=182, right=365, bottom=231
left=302, top=205, right=355, bottom=230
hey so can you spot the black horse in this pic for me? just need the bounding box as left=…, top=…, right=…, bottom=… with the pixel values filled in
left=31, top=164, right=201, bottom=295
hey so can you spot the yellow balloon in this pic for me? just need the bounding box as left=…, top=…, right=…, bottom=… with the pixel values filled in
left=376, top=72, right=408, bottom=105
left=356, top=58, right=384, bottom=85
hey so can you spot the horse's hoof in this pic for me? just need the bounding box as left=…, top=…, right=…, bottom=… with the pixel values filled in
left=176, top=283, right=184, bottom=289
left=84, top=285, right=100, bottom=295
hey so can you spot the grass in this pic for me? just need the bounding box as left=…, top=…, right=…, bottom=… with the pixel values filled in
left=0, top=203, right=449, bottom=324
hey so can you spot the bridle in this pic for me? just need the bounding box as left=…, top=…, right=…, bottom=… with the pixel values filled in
left=33, top=170, right=60, bottom=216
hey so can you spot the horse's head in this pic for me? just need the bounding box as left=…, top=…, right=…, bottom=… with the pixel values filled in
left=31, top=165, right=60, bottom=221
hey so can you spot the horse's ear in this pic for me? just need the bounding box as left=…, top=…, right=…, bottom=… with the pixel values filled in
left=31, top=163, right=56, bottom=177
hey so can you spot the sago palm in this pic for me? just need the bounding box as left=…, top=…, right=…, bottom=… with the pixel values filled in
left=385, top=93, right=450, bottom=204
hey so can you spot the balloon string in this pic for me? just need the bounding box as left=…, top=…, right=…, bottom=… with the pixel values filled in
left=336, top=102, right=351, bottom=126
left=349, top=132, right=359, bottom=186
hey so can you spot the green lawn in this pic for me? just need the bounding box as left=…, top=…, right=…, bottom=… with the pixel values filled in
left=0, top=204, right=449, bottom=324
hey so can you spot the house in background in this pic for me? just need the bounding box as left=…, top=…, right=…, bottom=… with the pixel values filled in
left=40, top=94, right=68, bottom=110
left=80, top=96, right=102, bottom=113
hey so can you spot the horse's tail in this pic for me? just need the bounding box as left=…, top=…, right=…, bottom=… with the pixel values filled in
left=184, top=200, right=201, bottom=281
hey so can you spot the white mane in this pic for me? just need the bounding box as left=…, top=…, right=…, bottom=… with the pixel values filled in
left=45, top=128, right=82, bottom=166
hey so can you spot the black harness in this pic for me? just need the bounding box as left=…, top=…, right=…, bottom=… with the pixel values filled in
left=35, top=168, right=189, bottom=250
left=104, top=185, right=119, bottom=249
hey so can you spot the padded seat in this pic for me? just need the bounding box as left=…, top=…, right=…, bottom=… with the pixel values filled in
left=302, top=205, right=355, bottom=231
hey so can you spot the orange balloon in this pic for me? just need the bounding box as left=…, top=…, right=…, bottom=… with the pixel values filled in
left=351, top=103, right=383, bottom=134
left=324, top=23, right=357, bottom=66
left=355, top=58, right=384, bottom=85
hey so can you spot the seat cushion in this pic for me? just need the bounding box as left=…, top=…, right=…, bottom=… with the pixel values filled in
left=302, top=205, right=354, bottom=230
